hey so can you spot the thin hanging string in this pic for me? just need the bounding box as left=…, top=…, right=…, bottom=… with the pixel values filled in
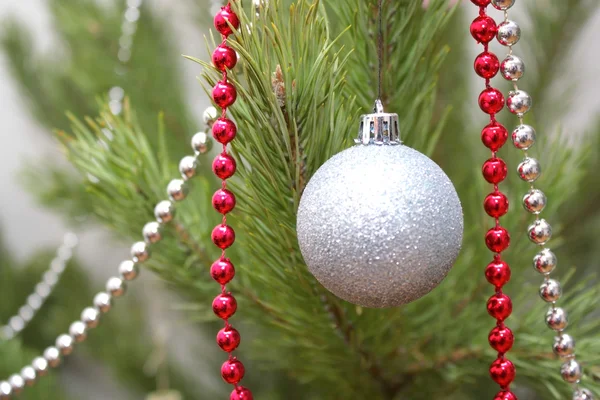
left=375, top=0, right=384, bottom=113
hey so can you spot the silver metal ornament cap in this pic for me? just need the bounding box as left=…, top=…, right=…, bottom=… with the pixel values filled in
left=355, top=99, right=401, bottom=145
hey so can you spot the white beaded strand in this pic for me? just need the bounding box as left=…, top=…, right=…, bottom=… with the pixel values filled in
left=0, top=232, right=78, bottom=341
left=493, top=1, right=594, bottom=398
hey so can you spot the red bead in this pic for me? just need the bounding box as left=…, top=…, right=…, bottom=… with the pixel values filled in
left=213, top=153, right=237, bottom=179
left=221, top=358, right=245, bottom=384
left=489, top=326, right=514, bottom=353
left=484, top=192, right=509, bottom=218
left=489, top=358, right=516, bottom=387
left=212, top=293, right=238, bottom=319
left=481, top=122, right=508, bottom=151
left=214, top=6, right=240, bottom=37
left=213, top=189, right=237, bottom=214
left=211, top=258, right=236, bottom=284
left=470, top=15, right=497, bottom=43
left=479, top=87, right=505, bottom=114
left=212, top=117, right=237, bottom=144
left=230, top=387, right=254, bottom=400
left=474, top=52, right=500, bottom=79
left=487, top=293, right=513, bottom=321
left=213, top=81, right=237, bottom=108
left=486, top=226, right=510, bottom=253
left=471, top=0, right=491, bottom=5
left=485, top=259, right=511, bottom=288
left=213, top=44, right=238, bottom=71
left=212, top=224, right=236, bottom=249
left=494, top=390, right=518, bottom=400
left=217, top=326, right=241, bottom=352
left=482, top=158, right=507, bottom=184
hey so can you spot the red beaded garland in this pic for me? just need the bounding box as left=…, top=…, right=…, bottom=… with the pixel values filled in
left=211, top=258, right=236, bottom=285
left=213, top=189, right=237, bottom=214
left=221, top=359, right=245, bottom=384
left=490, top=358, right=516, bottom=387
left=489, top=325, right=515, bottom=353
left=212, top=224, right=236, bottom=249
left=481, top=122, right=508, bottom=151
left=213, top=81, right=238, bottom=108
left=479, top=87, right=505, bottom=114
left=213, top=293, right=238, bottom=319
left=217, top=326, right=241, bottom=352
left=230, top=387, right=254, bottom=400
left=213, top=153, right=237, bottom=179
left=485, top=259, right=511, bottom=287
left=482, top=158, right=508, bottom=184
left=470, top=15, right=497, bottom=43
left=214, top=5, right=240, bottom=37
left=474, top=51, right=500, bottom=79
left=484, top=192, right=509, bottom=218
left=213, top=44, right=238, bottom=71
left=213, top=117, right=238, bottom=144
left=487, top=294, right=513, bottom=321
left=494, top=391, right=518, bottom=400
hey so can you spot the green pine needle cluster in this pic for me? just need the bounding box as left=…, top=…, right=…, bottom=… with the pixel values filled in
left=1, top=0, right=599, bottom=399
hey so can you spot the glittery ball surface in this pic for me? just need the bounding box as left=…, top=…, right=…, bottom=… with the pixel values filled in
left=297, top=145, right=463, bottom=308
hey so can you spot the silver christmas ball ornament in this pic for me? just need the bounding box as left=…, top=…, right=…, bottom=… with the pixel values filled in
left=0, top=381, right=12, bottom=399
left=507, top=90, right=532, bottom=115
left=106, top=277, right=126, bottom=298
left=574, top=389, right=595, bottom=400
left=534, top=249, right=557, bottom=275
left=43, top=347, right=61, bottom=368
left=32, top=357, right=49, bottom=377
left=167, top=179, right=189, bottom=202
left=118, top=260, right=139, bottom=281
left=523, top=189, right=546, bottom=214
left=154, top=200, right=175, bottom=223
left=546, top=307, right=568, bottom=331
left=501, top=55, right=524, bottom=81
left=81, top=307, right=101, bottom=329
left=143, top=221, right=163, bottom=244
left=20, top=366, right=36, bottom=386
left=131, top=241, right=151, bottom=263
left=93, top=292, right=112, bottom=313
left=179, top=156, right=198, bottom=180
left=518, top=157, right=541, bottom=182
left=528, top=219, right=552, bottom=245
left=491, top=0, right=515, bottom=10
left=561, top=359, right=582, bottom=383
left=497, top=20, right=521, bottom=46
left=192, top=131, right=213, bottom=155
left=297, top=105, right=463, bottom=308
left=540, top=279, right=562, bottom=302
left=553, top=334, right=575, bottom=357
left=8, top=374, right=24, bottom=395
left=56, top=334, right=74, bottom=355
left=69, top=321, right=87, bottom=343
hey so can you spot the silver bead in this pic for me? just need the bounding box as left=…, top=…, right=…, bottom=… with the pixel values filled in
left=501, top=55, right=524, bottom=81
left=20, top=366, right=36, bottom=386
left=106, top=277, right=127, bottom=297
left=130, top=241, right=150, bottom=263
left=32, top=357, right=49, bottom=377
left=43, top=346, right=61, bottom=368
left=523, top=189, right=546, bottom=214
left=491, top=0, right=515, bottom=10
left=81, top=307, right=101, bottom=329
left=35, top=282, right=51, bottom=297
left=574, top=388, right=595, bottom=400
left=19, top=305, right=34, bottom=322
left=118, top=260, right=139, bottom=281
left=528, top=219, right=552, bottom=245
left=179, top=156, right=198, bottom=180
left=497, top=20, right=521, bottom=46
left=167, top=179, right=189, bottom=202
left=534, top=249, right=557, bottom=275
left=518, top=157, right=541, bottom=182
left=8, top=374, right=24, bottom=395
left=546, top=307, right=569, bottom=331
left=561, top=359, right=582, bottom=383
left=142, top=221, right=163, bottom=244
left=191, top=131, right=213, bottom=155
left=154, top=200, right=175, bottom=223
left=507, top=90, right=532, bottom=115
left=203, top=106, right=218, bottom=125
left=69, top=321, right=87, bottom=343
left=93, top=292, right=112, bottom=313
left=540, top=279, right=562, bottom=302
left=554, top=334, right=576, bottom=357
left=9, top=316, right=24, bottom=333
left=27, top=293, right=43, bottom=310
left=0, top=381, right=12, bottom=399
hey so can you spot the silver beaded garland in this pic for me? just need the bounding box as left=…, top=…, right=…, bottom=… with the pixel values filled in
left=528, top=219, right=552, bottom=245
left=540, top=279, right=562, bottom=302
left=553, top=334, right=576, bottom=357
left=507, top=90, right=532, bottom=115
left=518, top=157, right=541, bottom=182
left=501, top=55, right=524, bottom=81
left=561, top=359, right=583, bottom=383
left=154, top=200, right=175, bottom=223
left=497, top=20, right=521, bottom=46
left=546, top=307, right=568, bottom=331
